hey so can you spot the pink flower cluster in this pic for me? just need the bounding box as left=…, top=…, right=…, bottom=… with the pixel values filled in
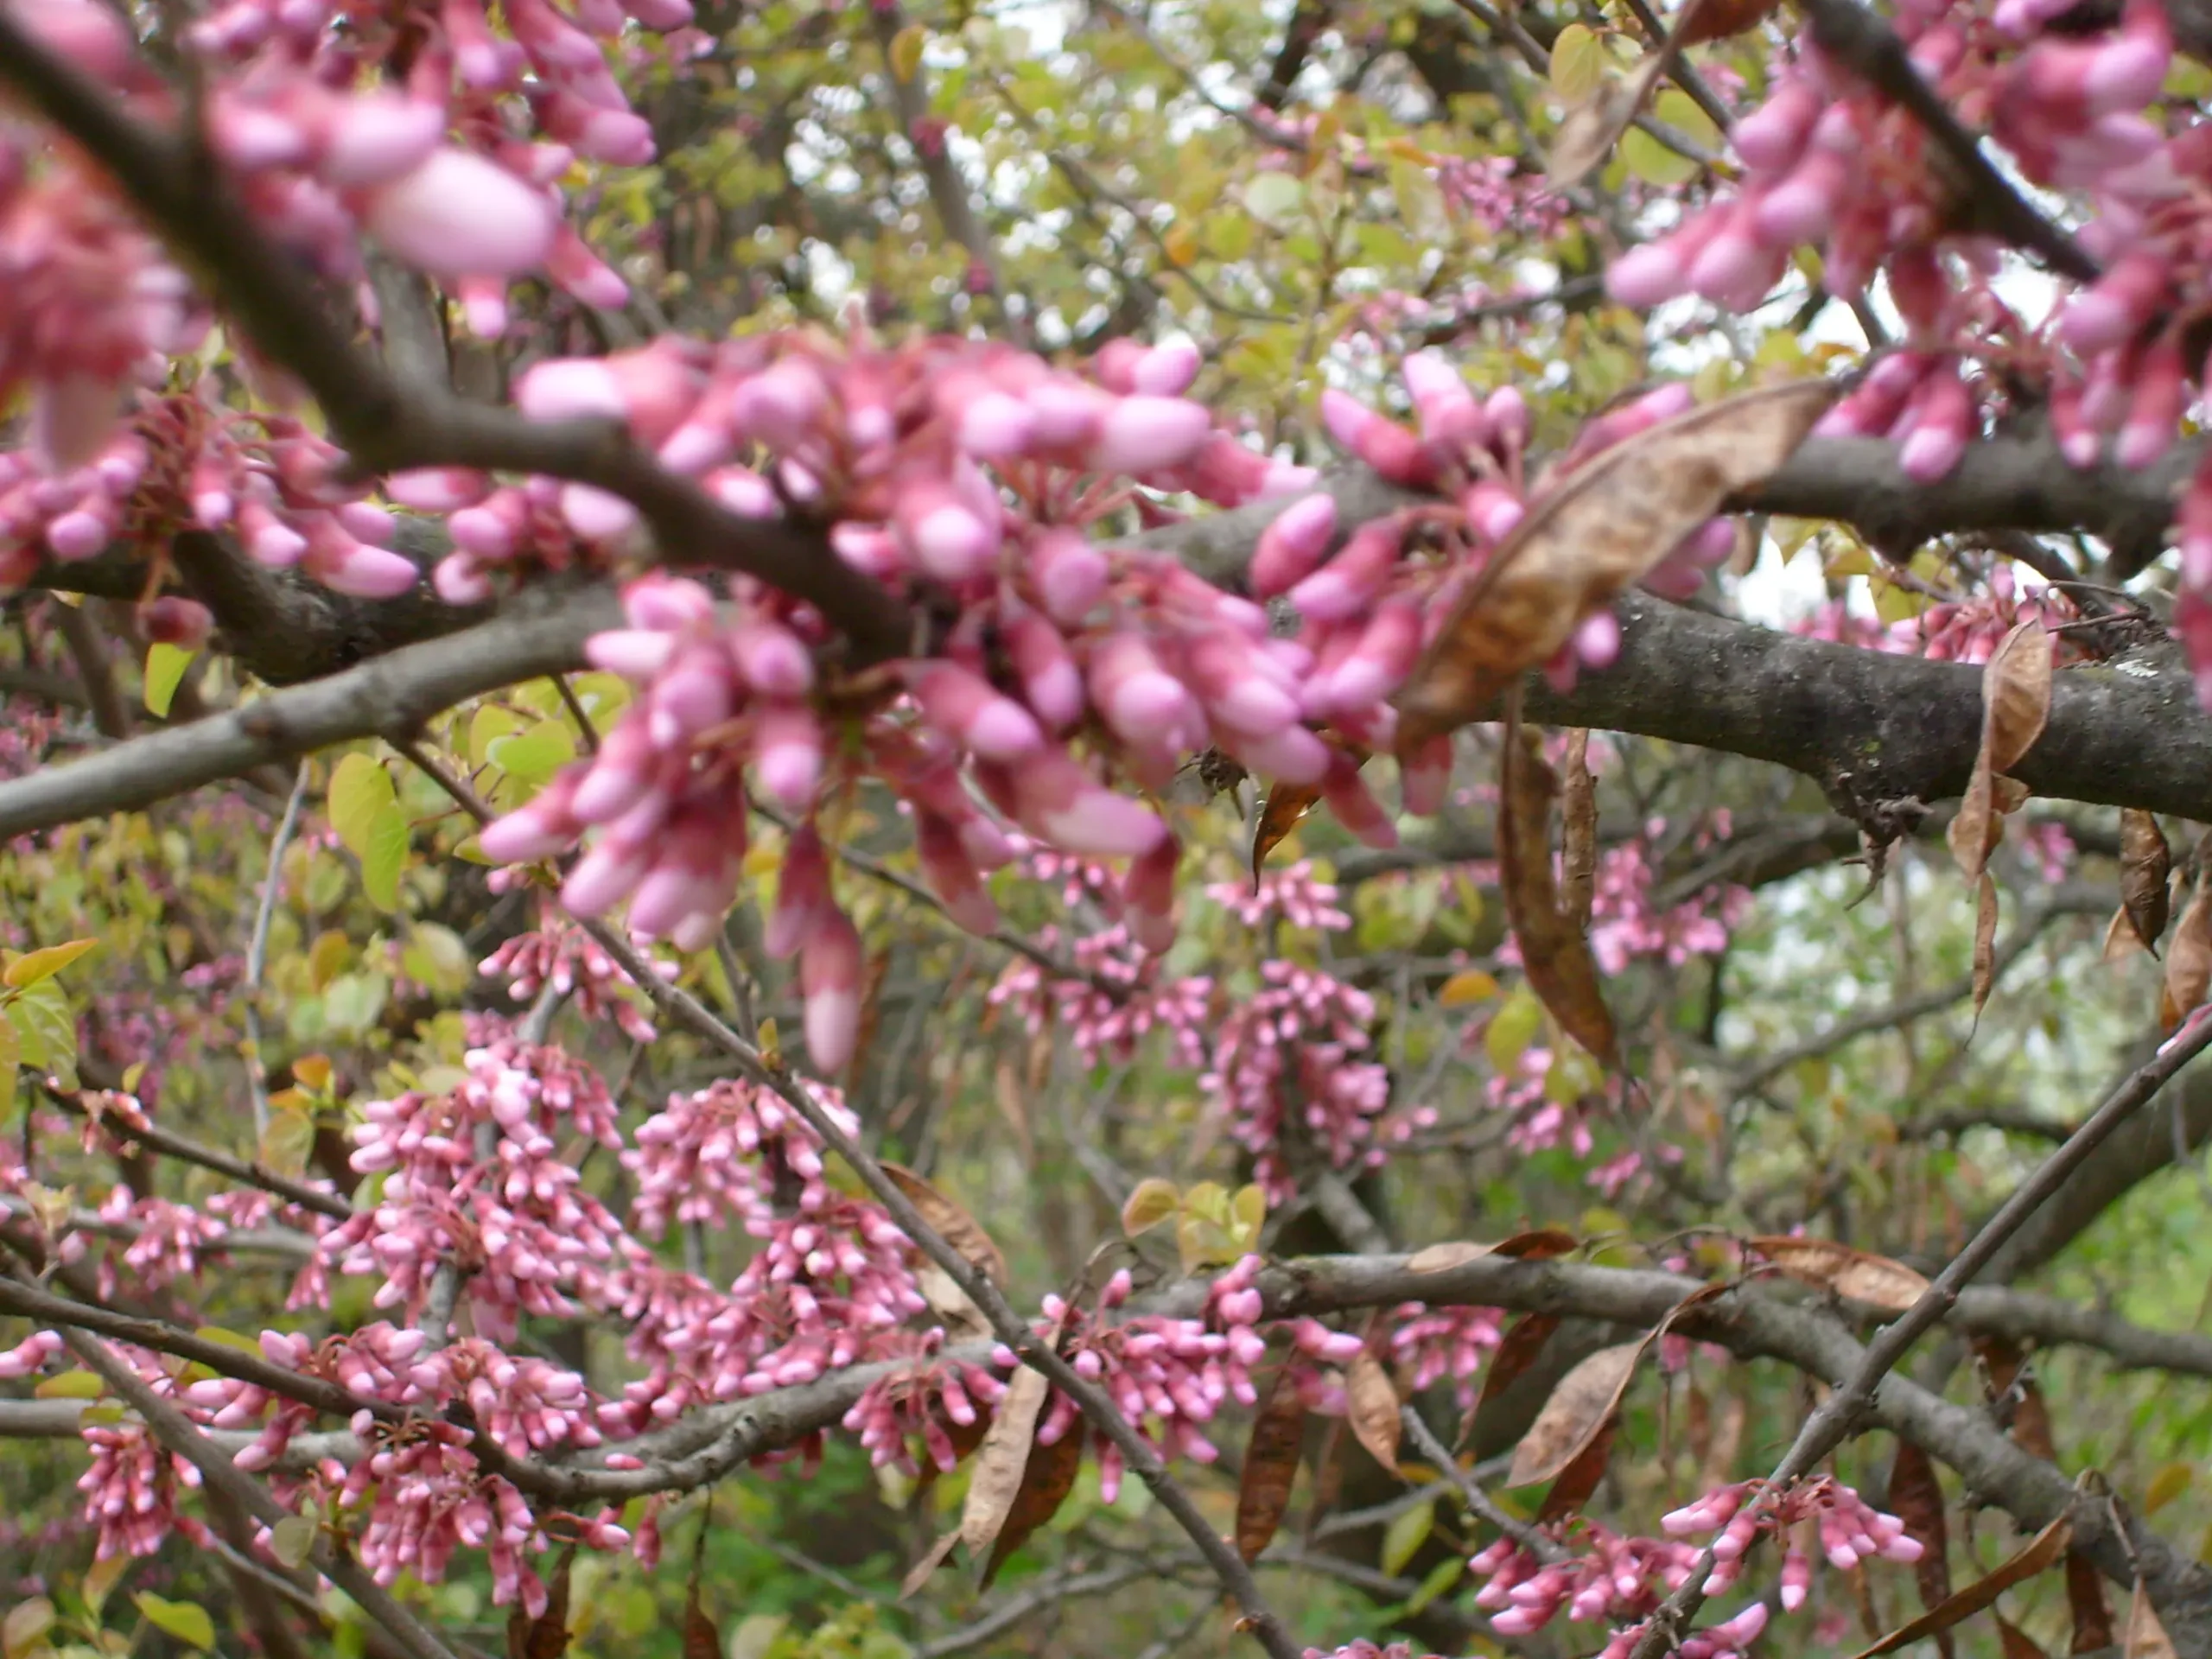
left=1205, top=859, right=1353, bottom=931
left=842, top=1329, right=1010, bottom=1476
left=322, top=1035, right=626, bottom=1342
left=1205, top=959, right=1409, bottom=1199
left=1386, top=1303, right=1505, bottom=1412
left=478, top=905, right=667, bottom=1043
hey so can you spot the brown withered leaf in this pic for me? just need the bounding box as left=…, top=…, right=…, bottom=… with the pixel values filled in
left=682, top=1583, right=719, bottom=1659
left=1948, top=620, right=2053, bottom=883
left=1974, top=1337, right=2058, bottom=1463
left=1748, top=1236, right=1931, bottom=1312
left=1346, top=1351, right=1403, bottom=1475
left=2067, top=1548, right=2114, bottom=1653
left=982, top=1417, right=1085, bottom=1586
left=1535, top=1415, right=1619, bottom=1523
left=1407, top=1228, right=1579, bottom=1274
left=1497, top=710, right=1619, bottom=1065
left=1547, top=0, right=1727, bottom=185
left=899, top=1529, right=962, bottom=1600
left=1301, top=1414, right=1347, bottom=1543
left=1476, top=1313, right=1563, bottom=1420
left=1888, top=1441, right=1955, bottom=1652
left=2126, top=1580, right=2178, bottom=1659
left=1997, top=1617, right=2051, bottom=1659
left=2161, top=874, right=2212, bottom=1032
left=510, top=1547, right=573, bottom=1659
left=1253, top=784, right=1322, bottom=887
left=1236, top=1366, right=1308, bottom=1563
left=1972, top=874, right=2000, bottom=1027
left=1562, top=728, right=1597, bottom=932
left=1507, top=1339, right=1646, bottom=1488
left=960, top=1367, right=1052, bottom=1560
left=2106, top=906, right=2149, bottom=964
left=880, top=1163, right=1007, bottom=1287
left=1395, top=380, right=1836, bottom=747
left=1676, top=0, right=1783, bottom=41
left=1849, top=1516, right=2074, bottom=1659
left=2122, top=810, right=2172, bottom=956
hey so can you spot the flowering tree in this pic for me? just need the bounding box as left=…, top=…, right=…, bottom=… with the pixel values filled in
left=11, top=0, right=2212, bottom=1656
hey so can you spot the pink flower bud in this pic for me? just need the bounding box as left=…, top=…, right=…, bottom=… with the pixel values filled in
left=586, top=628, right=679, bottom=681
left=1012, top=748, right=1167, bottom=856
left=908, top=662, right=1045, bottom=760
left=2063, top=248, right=2171, bottom=356
left=1288, top=516, right=1406, bottom=623
left=1226, top=721, right=1332, bottom=785
left=360, top=149, right=556, bottom=278
left=1007, top=613, right=1084, bottom=731
left=1400, top=734, right=1452, bottom=816
left=1897, top=370, right=1972, bottom=483
left=753, top=704, right=824, bottom=810
left=1086, top=396, right=1213, bottom=474
left=143, top=596, right=213, bottom=649
left=1402, top=350, right=1487, bottom=448
left=1089, top=632, right=1198, bottom=747
left=801, top=906, right=862, bottom=1072
left=563, top=831, right=653, bottom=917
left=1250, top=493, right=1339, bottom=597
left=1310, top=595, right=1422, bottom=714
left=727, top=620, right=813, bottom=698
left=1029, top=525, right=1111, bottom=623
left=766, top=823, right=829, bottom=959
left=647, top=645, right=736, bottom=747
left=1732, top=79, right=1827, bottom=172
left=1319, top=390, right=1434, bottom=486
left=1319, top=752, right=1397, bottom=849
left=894, top=480, right=999, bottom=584
left=31, top=375, right=123, bottom=475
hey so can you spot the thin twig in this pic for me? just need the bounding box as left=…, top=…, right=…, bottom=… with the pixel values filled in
left=1626, top=1010, right=2212, bottom=1656
left=1399, top=1405, right=1566, bottom=1564
left=244, top=760, right=311, bottom=1137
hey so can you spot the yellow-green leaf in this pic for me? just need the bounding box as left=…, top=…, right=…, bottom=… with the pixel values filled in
left=34, top=1371, right=104, bottom=1401
left=270, top=1515, right=318, bottom=1570
left=327, top=753, right=396, bottom=859
left=143, top=643, right=194, bottom=719
left=1654, top=87, right=1724, bottom=149
left=1549, top=23, right=1605, bottom=103
left=81, top=1554, right=127, bottom=1616
left=1439, top=969, right=1500, bottom=1007
left=888, top=21, right=925, bottom=81
left=1485, top=985, right=1545, bottom=1072
left=191, top=1325, right=267, bottom=1357
left=1381, top=1497, right=1435, bottom=1577
left=0, top=1014, right=18, bottom=1122
left=2146, top=1464, right=2193, bottom=1516
left=1404, top=1554, right=1465, bottom=1615
left=131, top=1596, right=213, bottom=1652
left=1621, top=124, right=1700, bottom=186
left=4, top=939, right=98, bottom=990
left=1121, top=1178, right=1179, bottom=1236
left=361, top=802, right=409, bottom=912
left=3, top=1598, right=54, bottom=1659
left=487, top=721, right=576, bottom=786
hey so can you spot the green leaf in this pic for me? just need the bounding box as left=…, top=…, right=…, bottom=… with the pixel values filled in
left=143, top=643, right=194, bottom=719
left=34, top=1371, right=105, bottom=1400
left=1403, top=1553, right=1465, bottom=1615
left=8, top=979, right=77, bottom=1086
left=270, top=1516, right=318, bottom=1570
left=360, top=803, right=408, bottom=912
left=328, top=754, right=397, bottom=859
left=468, top=706, right=524, bottom=769
left=1381, top=1497, right=1435, bottom=1577
left=1621, top=124, right=1700, bottom=186
left=0, top=1014, right=18, bottom=1123
left=888, top=21, right=925, bottom=80
left=1243, top=171, right=1304, bottom=227
left=1485, top=986, right=1545, bottom=1073
left=3, top=938, right=98, bottom=990
left=1654, top=87, right=1724, bottom=149
left=131, top=1596, right=213, bottom=1652
left=191, top=1325, right=268, bottom=1357
left=401, top=924, right=471, bottom=994
left=486, top=721, right=576, bottom=786
left=1549, top=22, right=1604, bottom=102
left=321, top=972, right=389, bottom=1039
left=3, top=1596, right=54, bottom=1659
left=81, top=1554, right=127, bottom=1616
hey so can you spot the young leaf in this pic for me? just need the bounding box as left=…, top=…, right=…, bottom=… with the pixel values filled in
left=1497, top=710, right=1619, bottom=1065
left=1120, top=1177, right=1180, bottom=1237
left=1380, top=1497, right=1436, bottom=1577
left=960, top=1367, right=1052, bottom=1560
left=35, top=1370, right=105, bottom=1400
left=361, top=802, right=409, bottom=912
left=2145, top=1463, right=2193, bottom=1517
left=1252, top=783, right=1322, bottom=886
left=1394, top=379, right=1837, bottom=748
left=1887, top=1441, right=1955, bottom=1651
left=132, top=1595, right=215, bottom=1652
left=879, top=1162, right=1008, bottom=1287
left=327, top=753, right=397, bottom=858
left=1746, top=1236, right=1930, bottom=1311
left=1561, top=728, right=1597, bottom=932
left=1848, top=1516, right=2073, bottom=1659
left=143, top=642, right=194, bottom=719
left=3, top=1598, right=54, bottom=1659
left=1236, top=1367, right=1308, bottom=1563
left=1345, top=1351, right=1403, bottom=1475
left=2126, top=1580, right=2178, bottom=1659
left=3, top=938, right=98, bottom=991
left=982, top=1417, right=1085, bottom=1586
left=1507, top=1339, right=1645, bottom=1488
left=1437, top=968, right=1500, bottom=1007
left=2121, top=810, right=2172, bottom=954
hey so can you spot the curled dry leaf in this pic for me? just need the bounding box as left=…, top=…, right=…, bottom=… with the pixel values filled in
left=1394, top=379, right=1837, bottom=749
left=2160, top=872, right=2212, bottom=1033
left=982, top=1419, right=1085, bottom=1586
left=1252, top=782, right=1322, bottom=887
left=1974, top=1336, right=2059, bottom=1463
left=1746, top=1235, right=1931, bottom=1312
left=2106, top=906, right=2148, bottom=964
left=1996, top=1617, right=2051, bottom=1659
left=1346, top=1351, right=1404, bottom=1475
left=1236, top=1366, right=1309, bottom=1563
left=1849, top=1516, right=2074, bottom=1659
left=2067, top=1548, right=2114, bottom=1653
left=1972, top=873, right=2000, bottom=1027
left=879, top=1162, right=1007, bottom=1287
left=2122, top=809, right=2172, bottom=956
left=1948, top=620, right=2053, bottom=884
left=1507, top=1338, right=1646, bottom=1488
left=1887, top=1441, right=1955, bottom=1651
left=1405, top=1227, right=1579, bottom=1274
left=1562, top=728, right=1597, bottom=932
left=2126, top=1580, right=2179, bottom=1659
left=1476, top=1313, right=1564, bottom=1419
left=1546, top=0, right=1727, bottom=186
left=1535, top=1415, right=1619, bottom=1524
left=960, top=1367, right=1052, bottom=1560
left=899, top=1529, right=962, bottom=1600
left=1498, top=709, right=1619, bottom=1065
left=1676, top=0, right=1784, bottom=41
left=682, top=1584, right=720, bottom=1659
